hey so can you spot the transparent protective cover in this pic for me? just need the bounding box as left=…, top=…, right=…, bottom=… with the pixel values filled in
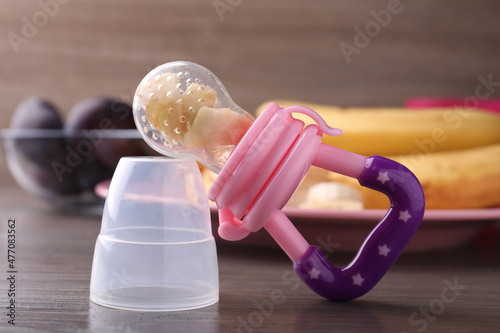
left=89, top=157, right=219, bottom=311
left=133, top=61, right=254, bottom=174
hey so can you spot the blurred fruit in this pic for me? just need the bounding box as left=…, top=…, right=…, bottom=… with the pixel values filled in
left=7, top=96, right=159, bottom=206
left=65, top=97, right=135, bottom=130
left=11, top=97, right=63, bottom=129
left=328, top=143, right=500, bottom=209
left=75, top=156, right=114, bottom=192
left=183, top=82, right=218, bottom=125
left=256, top=100, right=500, bottom=156
left=184, top=106, right=252, bottom=149
left=298, top=181, right=364, bottom=210
left=10, top=97, right=67, bottom=165
left=65, top=97, right=140, bottom=169
left=94, top=137, right=144, bottom=169
left=29, top=162, right=79, bottom=195
left=136, top=73, right=185, bottom=144
left=136, top=73, right=221, bottom=148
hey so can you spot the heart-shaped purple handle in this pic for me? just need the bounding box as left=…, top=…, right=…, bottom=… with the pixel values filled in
left=294, top=155, right=425, bottom=300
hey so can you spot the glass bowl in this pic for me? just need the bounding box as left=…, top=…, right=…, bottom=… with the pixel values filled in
left=1, top=128, right=157, bottom=215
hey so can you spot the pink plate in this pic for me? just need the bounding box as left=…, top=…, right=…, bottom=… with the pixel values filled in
left=210, top=204, right=500, bottom=252
left=94, top=179, right=111, bottom=199
left=96, top=180, right=499, bottom=252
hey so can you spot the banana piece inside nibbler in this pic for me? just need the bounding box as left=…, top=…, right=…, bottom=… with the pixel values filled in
left=136, top=72, right=253, bottom=152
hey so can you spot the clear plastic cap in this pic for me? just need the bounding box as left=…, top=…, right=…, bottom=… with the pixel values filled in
left=89, top=157, right=219, bottom=311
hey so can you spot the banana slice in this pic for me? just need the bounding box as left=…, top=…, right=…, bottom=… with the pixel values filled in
left=298, top=182, right=364, bottom=210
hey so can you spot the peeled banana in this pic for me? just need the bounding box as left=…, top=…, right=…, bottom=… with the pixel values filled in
left=256, top=100, right=500, bottom=156
left=254, top=100, right=500, bottom=209
left=327, top=143, right=500, bottom=210
left=297, top=182, right=364, bottom=210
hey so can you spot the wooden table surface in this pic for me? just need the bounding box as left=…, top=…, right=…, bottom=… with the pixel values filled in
left=0, top=187, right=499, bottom=333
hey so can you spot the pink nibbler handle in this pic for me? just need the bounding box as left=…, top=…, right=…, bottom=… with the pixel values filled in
left=210, top=102, right=425, bottom=301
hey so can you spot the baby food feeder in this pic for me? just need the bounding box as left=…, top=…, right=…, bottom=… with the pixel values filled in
left=133, top=61, right=425, bottom=301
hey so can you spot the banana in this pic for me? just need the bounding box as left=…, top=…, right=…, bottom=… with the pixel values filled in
left=298, top=182, right=364, bottom=210
left=256, top=100, right=500, bottom=156
left=327, top=143, right=500, bottom=210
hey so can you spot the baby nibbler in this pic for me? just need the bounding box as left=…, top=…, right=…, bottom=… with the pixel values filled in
left=133, top=61, right=425, bottom=301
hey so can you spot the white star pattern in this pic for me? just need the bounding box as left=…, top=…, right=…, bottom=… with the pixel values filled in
left=378, top=244, right=391, bottom=256
left=376, top=171, right=390, bottom=184
left=308, top=268, right=321, bottom=280
left=352, top=273, right=364, bottom=286
left=399, top=210, right=412, bottom=223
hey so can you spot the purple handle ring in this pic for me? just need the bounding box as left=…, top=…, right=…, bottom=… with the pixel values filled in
left=294, top=155, right=425, bottom=301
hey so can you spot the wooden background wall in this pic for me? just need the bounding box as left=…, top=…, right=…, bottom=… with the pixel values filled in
left=1, top=0, right=499, bottom=187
